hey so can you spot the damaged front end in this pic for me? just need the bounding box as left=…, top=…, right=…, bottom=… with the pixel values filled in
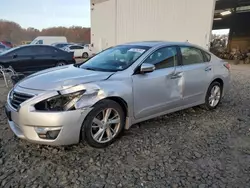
left=34, top=84, right=104, bottom=112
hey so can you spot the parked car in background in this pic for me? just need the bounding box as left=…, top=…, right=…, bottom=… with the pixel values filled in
left=51, top=42, right=74, bottom=49
left=0, top=41, right=13, bottom=48
left=21, top=41, right=31, bottom=45
left=30, top=36, right=67, bottom=45
left=4, top=41, right=230, bottom=148
left=0, top=45, right=75, bottom=74
left=76, top=42, right=86, bottom=46
left=0, top=44, right=10, bottom=53
left=62, top=44, right=92, bottom=58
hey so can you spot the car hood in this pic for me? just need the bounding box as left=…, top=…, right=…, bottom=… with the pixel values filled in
left=18, top=65, right=114, bottom=91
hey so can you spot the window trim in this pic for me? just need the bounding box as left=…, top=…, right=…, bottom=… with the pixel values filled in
left=9, top=46, right=31, bottom=56
left=178, top=46, right=207, bottom=66
left=134, top=45, right=181, bottom=74
left=203, top=51, right=211, bottom=62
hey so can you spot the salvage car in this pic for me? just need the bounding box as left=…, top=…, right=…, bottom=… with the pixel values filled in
left=5, top=41, right=230, bottom=148
left=0, top=45, right=75, bottom=74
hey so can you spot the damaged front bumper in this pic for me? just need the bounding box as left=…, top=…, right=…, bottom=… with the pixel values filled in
left=5, top=86, right=94, bottom=146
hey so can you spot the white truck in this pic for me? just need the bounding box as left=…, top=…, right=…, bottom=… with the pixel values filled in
left=30, top=36, right=67, bottom=45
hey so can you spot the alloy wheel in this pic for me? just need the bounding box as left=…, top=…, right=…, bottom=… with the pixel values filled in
left=91, top=108, right=121, bottom=143
left=208, top=85, right=221, bottom=107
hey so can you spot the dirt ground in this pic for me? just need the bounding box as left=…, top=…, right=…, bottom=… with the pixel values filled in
left=1, top=64, right=250, bottom=188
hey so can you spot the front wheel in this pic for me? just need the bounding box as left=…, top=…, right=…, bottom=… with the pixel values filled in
left=204, top=81, right=222, bottom=110
left=82, top=99, right=125, bottom=148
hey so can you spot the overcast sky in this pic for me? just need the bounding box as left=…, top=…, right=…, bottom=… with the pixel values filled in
left=0, top=0, right=90, bottom=30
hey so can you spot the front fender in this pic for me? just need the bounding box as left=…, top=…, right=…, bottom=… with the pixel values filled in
left=74, top=79, right=133, bottom=118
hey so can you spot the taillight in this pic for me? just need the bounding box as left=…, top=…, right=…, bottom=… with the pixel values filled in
left=224, top=63, right=231, bottom=70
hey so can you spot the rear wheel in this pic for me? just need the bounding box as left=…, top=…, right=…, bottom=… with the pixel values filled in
left=204, top=81, right=222, bottom=110
left=82, top=99, right=125, bottom=148
left=82, top=52, right=89, bottom=59
left=56, top=61, right=66, bottom=66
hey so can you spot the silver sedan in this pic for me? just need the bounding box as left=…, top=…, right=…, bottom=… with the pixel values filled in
left=5, top=41, right=230, bottom=148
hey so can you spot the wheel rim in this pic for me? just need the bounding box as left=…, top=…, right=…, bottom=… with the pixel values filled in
left=91, top=108, right=121, bottom=143
left=57, top=62, right=65, bottom=66
left=83, top=53, right=88, bottom=58
left=209, top=85, right=221, bottom=107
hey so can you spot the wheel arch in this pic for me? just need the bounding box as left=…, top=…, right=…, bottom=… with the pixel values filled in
left=210, top=77, right=224, bottom=92
left=104, top=96, right=128, bottom=118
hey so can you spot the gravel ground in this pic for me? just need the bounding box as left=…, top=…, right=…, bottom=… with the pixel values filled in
left=1, top=64, right=250, bottom=188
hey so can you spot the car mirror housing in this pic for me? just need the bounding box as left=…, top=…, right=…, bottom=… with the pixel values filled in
left=140, top=63, right=155, bottom=74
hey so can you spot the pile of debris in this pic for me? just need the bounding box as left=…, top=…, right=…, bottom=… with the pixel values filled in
left=210, top=39, right=250, bottom=64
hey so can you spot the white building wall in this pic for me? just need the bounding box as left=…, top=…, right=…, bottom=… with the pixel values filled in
left=91, top=0, right=215, bottom=52
left=91, top=0, right=116, bottom=52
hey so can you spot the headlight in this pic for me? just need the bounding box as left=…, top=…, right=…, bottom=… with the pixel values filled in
left=35, top=91, right=85, bottom=111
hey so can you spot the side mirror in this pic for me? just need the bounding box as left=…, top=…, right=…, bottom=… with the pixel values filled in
left=12, top=54, right=17, bottom=59
left=140, top=63, right=155, bottom=74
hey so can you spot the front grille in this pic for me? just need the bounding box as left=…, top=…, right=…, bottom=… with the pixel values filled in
left=9, top=91, right=34, bottom=110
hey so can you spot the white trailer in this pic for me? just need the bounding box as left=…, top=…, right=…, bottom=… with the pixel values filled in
left=91, top=0, right=216, bottom=52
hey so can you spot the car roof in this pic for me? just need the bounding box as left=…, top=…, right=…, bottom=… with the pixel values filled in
left=122, top=41, right=199, bottom=48
left=67, top=44, right=82, bottom=47
left=19, top=44, right=55, bottom=48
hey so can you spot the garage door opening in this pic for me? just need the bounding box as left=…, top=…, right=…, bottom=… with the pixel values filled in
left=210, top=29, right=230, bottom=57
left=212, top=0, right=250, bottom=62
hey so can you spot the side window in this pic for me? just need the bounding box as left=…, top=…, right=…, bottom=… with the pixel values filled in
left=70, top=46, right=77, bottom=50
left=13, top=47, right=33, bottom=55
left=36, top=40, right=43, bottom=44
left=180, top=47, right=204, bottom=65
left=43, top=46, right=58, bottom=54
left=76, top=46, right=84, bottom=49
left=144, top=46, right=178, bottom=70
left=32, top=46, right=58, bottom=54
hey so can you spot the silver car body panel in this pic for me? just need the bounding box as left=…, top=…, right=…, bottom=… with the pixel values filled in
left=6, top=41, right=230, bottom=145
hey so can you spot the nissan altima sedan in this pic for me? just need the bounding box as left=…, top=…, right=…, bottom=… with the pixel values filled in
left=5, top=41, right=230, bottom=148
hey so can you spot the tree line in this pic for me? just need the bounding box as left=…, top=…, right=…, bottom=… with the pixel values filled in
left=0, top=20, right=90, bottom=45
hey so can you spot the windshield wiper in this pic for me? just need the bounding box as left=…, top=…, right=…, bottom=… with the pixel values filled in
left=83, top=67, right=100, bottom=71
left=82, top=66, right=118, bottom=72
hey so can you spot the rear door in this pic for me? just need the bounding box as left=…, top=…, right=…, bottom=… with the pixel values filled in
left=179, top=46, right=213, bottom=105
left=30, top=46, right=58, bottom=71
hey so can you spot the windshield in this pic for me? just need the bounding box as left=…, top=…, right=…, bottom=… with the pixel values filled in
left=30, top=40, right=38, bottom=44
left=80, top=45, right=150, bottom=72
left=0, top=46, right=19, bottom=55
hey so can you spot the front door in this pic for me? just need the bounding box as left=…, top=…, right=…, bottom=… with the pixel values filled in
left=5, top=47, right=33, bottom=73
left=132, top=46, right=183, bottom=120
left=179, top=46, right=213, bottom=105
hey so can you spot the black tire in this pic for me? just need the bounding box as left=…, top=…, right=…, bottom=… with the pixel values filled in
left=82, top=52, right=89, bottom=59
left=203, top=81, right=222, bottom=110
left=82, top=99, right=125, bottom=148
left=56, top=61, right=66, bottom=66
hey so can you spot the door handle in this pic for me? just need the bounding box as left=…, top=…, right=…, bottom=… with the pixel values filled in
left=205, top=67, right=212, bottom=71
left=170, top=72, right=182, bottom=79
